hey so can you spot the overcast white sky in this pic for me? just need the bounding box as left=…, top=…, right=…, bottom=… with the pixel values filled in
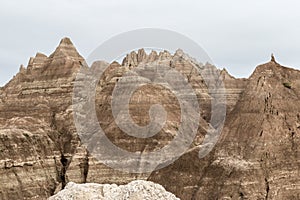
left=0, top=0, right=299, bottom=86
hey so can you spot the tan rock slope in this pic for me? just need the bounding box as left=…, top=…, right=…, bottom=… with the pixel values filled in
left=148, top=57, right=300, bottom=199
left=0, top=38, right=85, bottom=199
left=0, top=38, right=298, bottom=200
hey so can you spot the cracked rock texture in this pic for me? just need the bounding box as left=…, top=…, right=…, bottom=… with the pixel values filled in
left=49, top=180, right=180, bottom=200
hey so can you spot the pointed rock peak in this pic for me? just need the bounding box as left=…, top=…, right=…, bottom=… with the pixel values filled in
left=27, top=52, right=48, bottom=70
left=35, top=52, right=47, bottom=58
left=250, top=55, right=286, bottom=80
left=111, top=61, right=120, bottom=65
left=220, top=68, right=228, bottom=74
left=158, top=50, right=171, bottom=56
left=122, top=49, right=149, bottom=66
left=252, top=54, right=284, bottom=77
left=137, top=49, right=148, bottom=62
left=137, top=48, right=146, bottom=55
left=149, top=50, right=158, bottom=57
left=175, top=48, right=184, bottom=57
left=147, top=50, right=158, bottom=62
left=110, top=61, right=121, bottom=68
left=129, top=50, right=137, bottom=56
left=271, top=53, right=276, bottom=63
left=49, top=37, right=82, bottom=59
left=220, top=68, right=236, bottom=79
left=59, top=37, right=74, bottom=46
left=19, top=64, right=25, bottom=72
left=158, top=50, right=172, bottom=59
left=173, top=49, right=203, bottom=66
left=121, top=48, right=200, bottom=67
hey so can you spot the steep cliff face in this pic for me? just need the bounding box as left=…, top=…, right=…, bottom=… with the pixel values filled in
left=0, top=38, right=84, bottom=199
left=148, top=59, right=300, bottom=199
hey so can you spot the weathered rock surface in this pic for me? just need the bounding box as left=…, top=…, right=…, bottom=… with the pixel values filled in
left=0, top=38, right=84, bottom=200
left=49, top=180, right=180, bottom=200
left=148, top=58, right=300, bottom=199
left=1, top=38, right=298, bottom=200
left=0, top=38, right=235, bottom=199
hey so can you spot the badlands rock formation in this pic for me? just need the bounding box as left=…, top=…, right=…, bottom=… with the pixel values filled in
left=49, top=180, right=179, bottom=200
left=0, top=38, right=228, bottom=199
left=149, top=58, right=300, bottom=199
left=0, top=38, right=299, bottom=200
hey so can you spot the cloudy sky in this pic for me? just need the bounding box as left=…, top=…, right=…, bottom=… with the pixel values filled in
left=0, top=0, right=299, bottom=86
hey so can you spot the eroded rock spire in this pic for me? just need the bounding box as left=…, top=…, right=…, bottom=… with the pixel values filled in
left=271, top=53, right=276, bottom=63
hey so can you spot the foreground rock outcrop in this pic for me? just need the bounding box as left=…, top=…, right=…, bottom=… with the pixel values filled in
left=49, top=180, right=179, bottom=200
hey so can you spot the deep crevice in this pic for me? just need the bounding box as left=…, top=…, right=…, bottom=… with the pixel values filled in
left=239, top=192, right=244, bottom=199
left=50, top=110, right=75, bottom=190
left=264, top=178, right=270, bottom=200
left=60, top=153, right=68, bottom=189
left=259, top=130, right=264, bottom=137
left=54, top=153, right=71, bottom=190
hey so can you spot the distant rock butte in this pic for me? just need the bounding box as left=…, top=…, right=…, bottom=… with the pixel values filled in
left=0, top=38, right=299, bottom=200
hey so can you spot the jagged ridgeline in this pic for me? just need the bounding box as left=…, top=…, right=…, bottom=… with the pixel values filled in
left=0, top=38, right=299, bottom=199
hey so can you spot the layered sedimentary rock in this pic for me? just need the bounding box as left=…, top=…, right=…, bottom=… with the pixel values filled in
left=49, top=180, right=180, bottom=200
left=2, top=38, right=298, bottom=200
left=219, top=68, right=247, bottom=113
left=148, top=58, right=300, bottom=199
left=0, top=38, right=243, bottom=199
left=0, top=38, right=84, bottom=199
